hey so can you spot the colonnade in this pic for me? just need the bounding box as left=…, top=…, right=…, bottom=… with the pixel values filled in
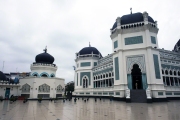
left=93, top=78, right=114, bottom=88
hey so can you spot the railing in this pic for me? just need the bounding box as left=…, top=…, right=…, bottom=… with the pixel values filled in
left=111, top=21, right=157, bottom=34
left=31, top=63, right=57, bottom=68
left=77, top=54, right=100, bottom=58
left=75, top=87, right=114, bottom=92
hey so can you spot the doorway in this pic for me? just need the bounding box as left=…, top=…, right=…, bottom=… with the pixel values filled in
left=5, top=88, right=10, bottom=99
left=131, top=64, right=142, bottom=89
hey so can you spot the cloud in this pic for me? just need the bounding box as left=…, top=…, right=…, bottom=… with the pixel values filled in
left=0, top=0, right=180, bottom=83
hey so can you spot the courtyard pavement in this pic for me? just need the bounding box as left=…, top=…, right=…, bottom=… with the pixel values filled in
left=0, top=98, right=180, bottom=120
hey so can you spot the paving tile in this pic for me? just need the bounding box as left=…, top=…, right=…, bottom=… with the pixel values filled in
left=0, top=99, right=180, bottom=120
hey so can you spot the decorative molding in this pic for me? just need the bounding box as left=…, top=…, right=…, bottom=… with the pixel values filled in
left=126, top=55, right=146, bottom=74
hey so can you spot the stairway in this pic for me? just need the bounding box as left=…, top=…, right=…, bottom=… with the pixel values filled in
left=130, top=90, right=147, bottom=103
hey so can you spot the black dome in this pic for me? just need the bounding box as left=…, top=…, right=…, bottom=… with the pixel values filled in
left=35, top=52, right=54, bottom=64
left=173, top=39, right=180, bottom=52
left=112, top=12, right=155, bottom=30
left=79, top=47, right=102, bottom=57
left=0, top=71, right=7, bottom=80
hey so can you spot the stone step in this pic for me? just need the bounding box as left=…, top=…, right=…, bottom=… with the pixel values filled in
left=130, top=90, right=147, bottom=103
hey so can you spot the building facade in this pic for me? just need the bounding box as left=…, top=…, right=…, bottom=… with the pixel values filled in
left=73, top=11, right=180, bottom=102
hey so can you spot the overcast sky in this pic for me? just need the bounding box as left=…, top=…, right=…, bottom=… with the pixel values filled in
left=0, top=0, right=180, bottom=83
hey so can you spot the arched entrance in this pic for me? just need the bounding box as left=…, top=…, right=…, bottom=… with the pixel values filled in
left=131, top=64, right=142, bottom=89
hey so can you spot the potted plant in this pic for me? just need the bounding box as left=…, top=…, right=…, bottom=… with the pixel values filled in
left=38, top=97, right=42, bottom=103
left=54, top=97, right=58, bottom=103
left=23, top=98, right=26, bottom=103
left=10, top=97, right=14, bottom=104
left=109, top=95, right=113, bottom=101
left=0, top=96, right=3, bottom=102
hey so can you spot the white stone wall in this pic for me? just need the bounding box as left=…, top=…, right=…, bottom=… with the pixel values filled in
left=0, top=85, right=20, bottom=98
left=20, top=77, right=65, bottom=98
left=75, top=57, right=99, bottom=89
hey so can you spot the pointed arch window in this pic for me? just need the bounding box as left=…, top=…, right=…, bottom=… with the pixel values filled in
left=165, top=70, right=168, bottom=75
left=22, top=84, right=30, bottom=93
left=38, top=84, right=50, bottom=93
left=106, top=73, right=108, bottom=78
left=170, top=70, right=172, bottom=75
left=57, top=85, right=62, bottom=92
left=162, top=70, right=164, bottom=74
left=109, top=73, right=111, bottom=77
left=178, top=71, right=180, bottom=76
left=83, top=76, right=88, bottom=88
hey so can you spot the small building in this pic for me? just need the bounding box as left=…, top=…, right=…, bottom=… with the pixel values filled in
left=0, top=47, right=65, bottom=99
left=20, top=48, right=65, bottom=98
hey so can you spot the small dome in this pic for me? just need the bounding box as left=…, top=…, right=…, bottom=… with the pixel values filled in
left=111, top=12, right=155, bottom=30
left=79, top=46, right=102, bottom=57
left=0, top=71, right=7, bottom=80
left=35, top=47, right=54, bottom=64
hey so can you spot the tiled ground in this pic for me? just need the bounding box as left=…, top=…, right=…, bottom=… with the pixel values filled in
left=0, top=98, right=180, bottom=120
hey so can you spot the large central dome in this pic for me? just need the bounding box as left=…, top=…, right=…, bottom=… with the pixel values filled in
left=35, top=48, right=54, bottom=64
left=111, top=12, right=155, bottom=30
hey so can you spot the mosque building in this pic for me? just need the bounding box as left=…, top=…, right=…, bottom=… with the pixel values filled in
left=0, top=47, right=65, bottom=99
left=73, top=11, right=180, bottom=102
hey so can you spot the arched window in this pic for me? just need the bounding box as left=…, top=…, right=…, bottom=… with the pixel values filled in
left=94, top=76, right=95, bottom=80
left=40, top=72, right=49, bottom=77
left=103, top=74, right=105, bottom=78
left=38, top=84, right=50, bottom=93
left=165, top=70, right=168, bottom=75
left=162, top=70, right=164, bottom=74
left=174, top=71, right=177, bottom=76
left=50, top=74, right=55, bottom=77
left=56, top=85, right=62, bottom=92
left=170, top=70, right=172, bottom=75
left=83, top=76, right=88, bottom=88
left=41, top=74, right=48, bottom=77
left=32, top=72, right=39, bottom=77
left=178, top=71, right=180, bottom=76
left=98, top=75, right=100, bottom=79
left=112, top=72, right=114, bottom=76
left=22, top=84, right=30, bottom=93
left=96, top=76, right=98, bottom=79
left=101, top=75, right=102, bottom=79
left=33, top=74, right=38, bottom=77
left=106, top=73, right=108, bottom=78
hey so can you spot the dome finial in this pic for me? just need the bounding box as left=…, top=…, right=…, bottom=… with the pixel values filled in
left=43, top=46, right=47, bottom=53
left=130, top=8, right=132, bottom=14
left=89, top=42, right=91, bottom=47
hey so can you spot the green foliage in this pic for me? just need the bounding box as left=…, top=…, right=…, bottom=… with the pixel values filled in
left=65, top=83, right=74, bottom=93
